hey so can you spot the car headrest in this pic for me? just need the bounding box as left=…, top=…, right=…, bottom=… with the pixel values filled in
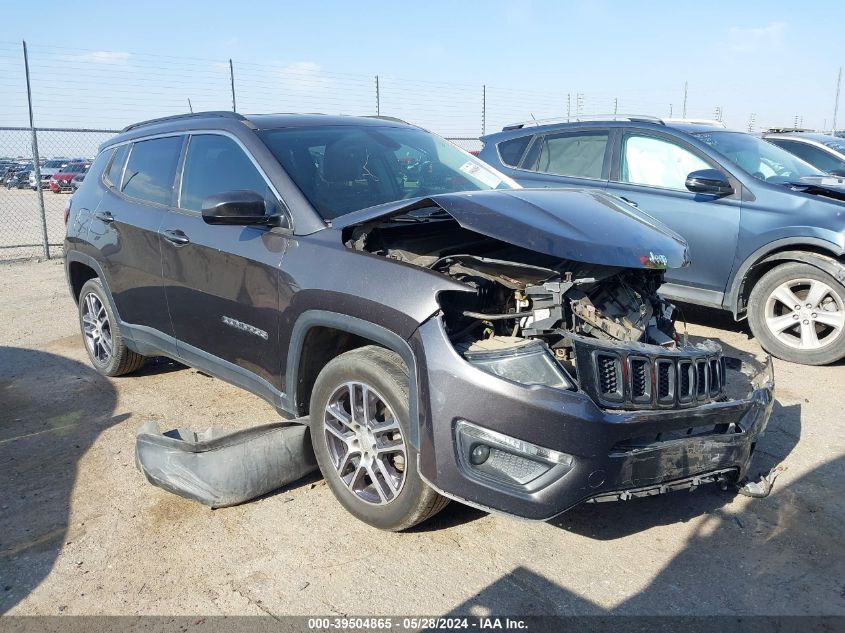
left=322, top=139, right=368, bottom=183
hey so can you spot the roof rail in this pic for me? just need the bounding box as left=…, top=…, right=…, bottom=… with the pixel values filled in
left=120, top=111, right=248, bottom=133
left=664, top=118, right=727, bottom=128
left=364, top=115, right=411, bottom=125
left=502, top=114, right=665, bottom=131
left=764, top=127, right=814, bottom=133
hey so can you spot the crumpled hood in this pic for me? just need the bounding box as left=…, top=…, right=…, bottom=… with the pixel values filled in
left=333, top=188, right=690, bottom=270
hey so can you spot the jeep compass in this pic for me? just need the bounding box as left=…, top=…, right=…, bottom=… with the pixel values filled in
left=65, top=112, right=774, bottom=530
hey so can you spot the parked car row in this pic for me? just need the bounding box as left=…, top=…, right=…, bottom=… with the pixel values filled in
left=1, top=157, right=94, bottom=191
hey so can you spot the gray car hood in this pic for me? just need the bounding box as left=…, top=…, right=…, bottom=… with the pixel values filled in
left=332, top=188, right=690, bottom=270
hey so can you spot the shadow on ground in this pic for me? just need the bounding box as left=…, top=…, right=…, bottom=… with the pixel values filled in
left=440, top=455, right=845, bottom=617
left=0, top=347, right=121, bottom=613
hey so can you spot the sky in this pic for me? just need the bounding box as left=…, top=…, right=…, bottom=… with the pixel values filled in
left=1, top=0, right=843, bottom=150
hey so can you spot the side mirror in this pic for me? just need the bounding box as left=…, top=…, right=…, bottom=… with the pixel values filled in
left=201, top=190, right=272, bottom=225
left=829, top=168, right=845, bottom=177
left=685, top=169, right=734, bottom=196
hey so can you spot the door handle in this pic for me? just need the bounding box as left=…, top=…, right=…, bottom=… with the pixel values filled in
left=162, top=229, right=190, bottom=246
left=620, top=196, right=639, bottom=207
left=94, top=211, right=115, bottom=223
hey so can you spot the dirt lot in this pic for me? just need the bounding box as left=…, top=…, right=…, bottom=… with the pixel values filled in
left=1, top=258, right=844, bottom=617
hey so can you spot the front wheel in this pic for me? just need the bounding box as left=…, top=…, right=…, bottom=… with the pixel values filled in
left=310, top=346, right=448, bottom=531
left=748, top=262, right=845, bottom=365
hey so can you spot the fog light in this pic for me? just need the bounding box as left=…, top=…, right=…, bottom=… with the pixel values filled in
left=456, top=420, right=574, bottom=489
left=470, top=443, right=491, bottom=465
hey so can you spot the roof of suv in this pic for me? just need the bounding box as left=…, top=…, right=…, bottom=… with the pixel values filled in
left=482, top=116, right=731, bottom=143
left=763, top=131, right=843, bottom=143
left=107, top=111, right=417, bottom=150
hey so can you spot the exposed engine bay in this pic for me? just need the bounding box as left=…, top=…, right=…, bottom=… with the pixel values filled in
left=345, top=209, right=728, bottom=409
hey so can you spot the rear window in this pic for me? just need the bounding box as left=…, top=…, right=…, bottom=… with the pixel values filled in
left=526, top=131, right=609, bottom=179
left=104, top=145, right=129, bottom=188
left=497, top=136, right=532, bottom=167
left=121, top=136, right=182, bottom=205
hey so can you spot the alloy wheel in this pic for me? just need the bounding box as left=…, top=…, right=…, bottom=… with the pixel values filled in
left=81, top=292, right=113, bottom=364
left=323, top=381, right=407, bottom=505
left=764, top=278, right=845, bottom=350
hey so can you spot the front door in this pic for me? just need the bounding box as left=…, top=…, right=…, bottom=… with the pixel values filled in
left=605, top=130, right=742, bottom=301
left=159, top=133, right=289, bottom=394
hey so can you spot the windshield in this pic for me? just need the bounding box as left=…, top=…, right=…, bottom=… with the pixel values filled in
left=44, top=160, right=66, bottom=169
left=693, top=131, right=823, bottom=184
left=260, top=125, right=518, bottom=219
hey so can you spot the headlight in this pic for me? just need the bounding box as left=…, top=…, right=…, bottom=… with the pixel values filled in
left=464, top=339, right=574, bottom=390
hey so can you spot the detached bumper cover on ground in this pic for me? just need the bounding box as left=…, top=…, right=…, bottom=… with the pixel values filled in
left=135, top=421, right=317, bottom=508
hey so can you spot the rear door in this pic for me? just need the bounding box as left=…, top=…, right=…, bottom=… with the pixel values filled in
left=505, top=127, right=612, bottom=190
left=160, top=132, right=290, bottom=395
left=89, top=135, right=183, bottom=348
left=605, top=129, right=742, bottom=300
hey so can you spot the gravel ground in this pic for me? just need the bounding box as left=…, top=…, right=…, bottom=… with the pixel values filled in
left=1, top=259, right=843, bottom=616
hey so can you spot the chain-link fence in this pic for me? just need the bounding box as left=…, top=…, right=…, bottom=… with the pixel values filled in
left=1, top=39, right=837, bottom=260
left=0, top=127, right=118, bottom=260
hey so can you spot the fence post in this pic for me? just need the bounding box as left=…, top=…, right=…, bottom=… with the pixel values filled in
left=682, top=81, right=688, bottom=118
left=229, top=59, right=237, bottom=112
left=23, top=41, right=49, bottom=260
left=482, top=84, right=486, bottom=135
left=375, top=75, right=380, bottom=116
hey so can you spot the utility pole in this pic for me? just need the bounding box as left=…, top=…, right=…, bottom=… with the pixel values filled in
left=566, top=93, right=571, bottom=121
left=682, top=81, right=688, bottom=118
left=229, top=59, right=236, bottom=112
left=23, top=41, right=49, bottom=259
left=481, top=84, right=486, bottom=135
left=833, top=67, right=842, bottom=133
left=576, top=93, right=584, bottom=117
left=375, top=75, right=380, bottom=116
left=669, top=104, right=673, bottom=117
left=614, top=97, right=618, bottom=115
left=747, top=113, right=756, bottom=133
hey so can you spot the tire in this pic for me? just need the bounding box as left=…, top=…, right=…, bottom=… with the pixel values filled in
left=747, top=262, right=845, bottom=365
left=77, top=278, right=146, bottom=376
left=310, top=345, right=448, bottom=531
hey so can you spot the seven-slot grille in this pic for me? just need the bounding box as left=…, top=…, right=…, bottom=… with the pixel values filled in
left=575, top=340, right=726, bottom=410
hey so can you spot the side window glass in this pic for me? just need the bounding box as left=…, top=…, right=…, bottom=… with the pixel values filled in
left=498, top=136, right=532, bottom=167
left=180, top=134, right=275, bottom=212
left=621, top=134, right=712, bottom=190
left=121, top=136, right=182, bottom=205
left=104, top=144, right=129, bottom=188
left=528, top=131, right=608, bottom=179
left=776, top=141, right=844, bottom=173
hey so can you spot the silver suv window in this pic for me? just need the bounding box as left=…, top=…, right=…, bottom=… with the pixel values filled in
left=121, top=136, right=182, bottom=206
left=526, top=131, right=608, bottom=179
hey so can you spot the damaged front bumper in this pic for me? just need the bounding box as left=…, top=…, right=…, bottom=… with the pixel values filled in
left=412, top=317, right=775, bottom=521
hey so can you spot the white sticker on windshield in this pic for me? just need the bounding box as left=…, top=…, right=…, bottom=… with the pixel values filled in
left=459, top=160, right=502, bottom=188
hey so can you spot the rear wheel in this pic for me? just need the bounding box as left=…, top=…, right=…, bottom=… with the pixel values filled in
left=78, top=278, right=146, bottom=376
left=310, top=346, right=448, bottom=530
left=748, top=262, right=845, bottom=365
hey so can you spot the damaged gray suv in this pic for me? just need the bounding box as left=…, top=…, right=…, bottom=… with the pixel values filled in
left=65, top=112, right=774, bottom=530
